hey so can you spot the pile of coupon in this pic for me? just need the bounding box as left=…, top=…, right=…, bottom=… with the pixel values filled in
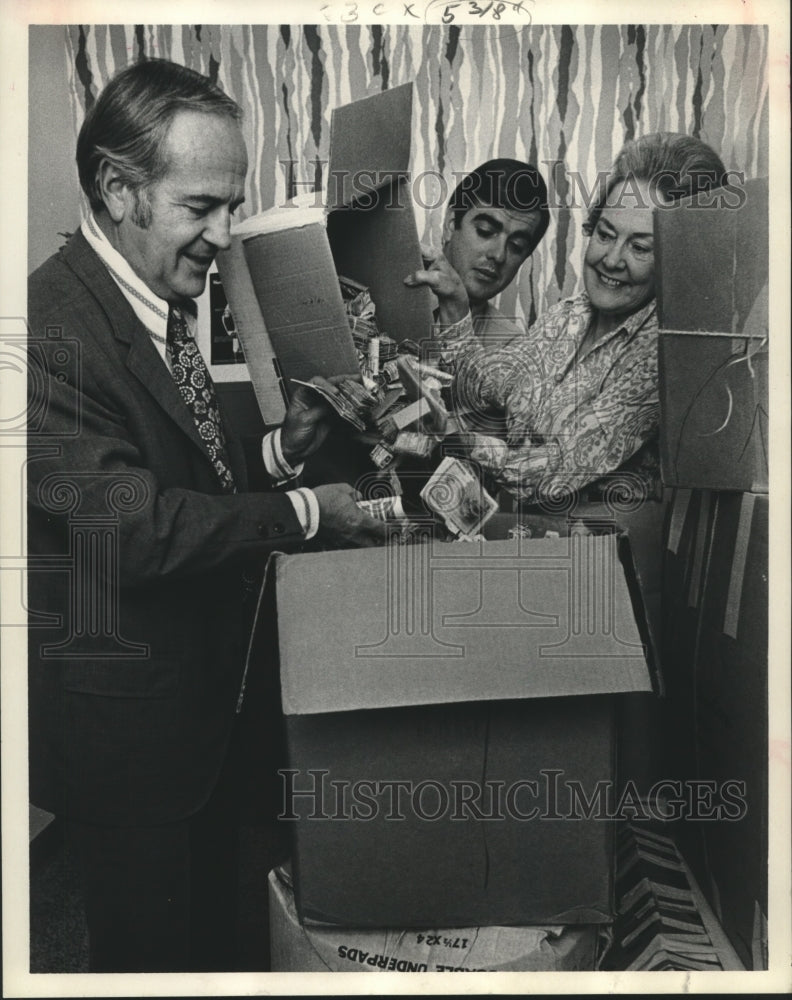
left=313, top=276, right=500, bottom=540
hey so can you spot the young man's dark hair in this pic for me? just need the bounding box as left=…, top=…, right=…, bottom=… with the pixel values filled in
left=448, top=157, right=551, bottom=249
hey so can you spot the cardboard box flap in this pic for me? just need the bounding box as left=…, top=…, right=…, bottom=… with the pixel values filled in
left=234, top=205, right=326, bottom=237
left=326, top=82, right=434, bottom=343
left=658, top=330, right=768, bottom=492
left=220, top=84, right=432, bottom=384
left=214, top=236, right=285, bottom=424
left=327, top=181, right=434, bottom=345
left=615, top=532, right=664, bottom=696
left=241, top=220, right=359, bottom=387
left=655, top=177, right=768, bottom=334
left=277, top=534, right=653, bottom=716
left=327, top=82, right=413, bottom=211
left=656, top=179, right=769, bottom=492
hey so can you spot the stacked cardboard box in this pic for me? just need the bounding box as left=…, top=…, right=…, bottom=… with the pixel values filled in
left=268, top=863, right=600, bottom=972
left=237, top=489, right=668, bottom=970
left=655, top=178, right=769, bottom=969
left=269, top=528, right=656, bottom=930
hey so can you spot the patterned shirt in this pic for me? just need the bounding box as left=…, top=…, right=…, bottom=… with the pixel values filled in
left=435, top=291, right=661, bottom=504
left=472, top=301, right=524, bottom=353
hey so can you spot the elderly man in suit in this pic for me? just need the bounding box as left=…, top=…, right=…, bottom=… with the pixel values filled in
left=27, top=58, right=386, bottom=973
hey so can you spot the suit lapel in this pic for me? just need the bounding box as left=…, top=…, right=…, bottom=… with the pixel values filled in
left=62, top=232, right=220, bottom=462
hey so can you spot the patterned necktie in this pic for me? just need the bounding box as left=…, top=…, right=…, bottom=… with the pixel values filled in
left=167, top=305, right=236, bottom=493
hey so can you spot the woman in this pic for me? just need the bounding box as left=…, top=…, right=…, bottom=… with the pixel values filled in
left=407, top=133, right=728, bottom=507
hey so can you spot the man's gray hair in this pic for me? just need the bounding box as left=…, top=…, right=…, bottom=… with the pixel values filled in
left=77, top=58, right=242, bottom=214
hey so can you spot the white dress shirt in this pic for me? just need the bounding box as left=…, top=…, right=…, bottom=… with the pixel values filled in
left=81, top=214, right=319, bottom=538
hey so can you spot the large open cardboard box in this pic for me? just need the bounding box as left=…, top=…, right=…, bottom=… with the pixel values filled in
left=266, top=530, right=657, bottom=928
left=216, top=83, right=434, bottom=424
left=655, top=178, right=768, bottom=492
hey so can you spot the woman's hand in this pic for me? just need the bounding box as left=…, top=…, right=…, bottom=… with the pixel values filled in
left=442, top=430, right=508, bottom=475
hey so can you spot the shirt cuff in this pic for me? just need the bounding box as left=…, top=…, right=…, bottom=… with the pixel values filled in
left=285, top=487, right=320, bottom=540
left=263, top=428, right=305, bottom=485
left=431, top=310, right=475, bottom=343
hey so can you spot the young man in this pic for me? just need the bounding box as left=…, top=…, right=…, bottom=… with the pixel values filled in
left=27, top=59, right=386, bottom=972
left=406, top=158, right=551, bottom=350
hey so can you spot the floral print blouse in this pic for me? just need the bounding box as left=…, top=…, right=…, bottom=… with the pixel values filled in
left=435, top=292, right=661, bottom=505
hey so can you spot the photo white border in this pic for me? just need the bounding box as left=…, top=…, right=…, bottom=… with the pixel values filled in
left=2, top=0, right=789, bottom=996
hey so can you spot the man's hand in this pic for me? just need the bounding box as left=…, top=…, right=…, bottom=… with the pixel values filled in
left=403, top=248, right=470, bottom=326
left=313, top=483, right=390, bottom=548
left=280, top=375, right=349, bottom=466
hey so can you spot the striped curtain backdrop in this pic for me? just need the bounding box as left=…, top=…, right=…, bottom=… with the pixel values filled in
left=64, top=23, right=768, bottom=327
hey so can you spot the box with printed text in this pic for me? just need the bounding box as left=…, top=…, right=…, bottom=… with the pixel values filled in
left=268, top=863, right=599, bottom=972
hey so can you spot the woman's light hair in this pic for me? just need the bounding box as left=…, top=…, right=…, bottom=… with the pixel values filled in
left=583, top=132, right=728, bottom=235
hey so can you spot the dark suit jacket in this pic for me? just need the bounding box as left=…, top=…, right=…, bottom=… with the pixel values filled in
left=27, top=231, right=305, bottom=827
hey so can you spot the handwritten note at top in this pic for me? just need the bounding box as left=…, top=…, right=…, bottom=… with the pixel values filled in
left=317, top=0, right=533, bottom=25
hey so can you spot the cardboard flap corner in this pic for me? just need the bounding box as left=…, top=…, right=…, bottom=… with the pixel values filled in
left=327, top=82, right=414, bottom=211
left=655, top=176, right=768, bottom=335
